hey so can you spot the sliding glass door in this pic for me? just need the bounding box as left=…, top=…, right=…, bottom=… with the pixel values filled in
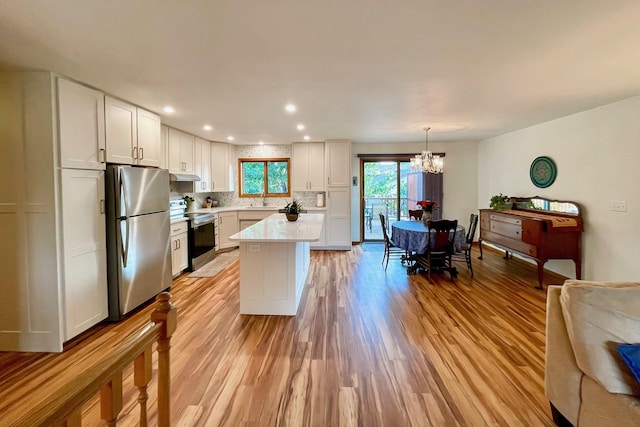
left=361, top=158, right=411, bottom=241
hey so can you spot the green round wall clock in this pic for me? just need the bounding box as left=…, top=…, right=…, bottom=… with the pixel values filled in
left=530, top=156, right=557, bottom=188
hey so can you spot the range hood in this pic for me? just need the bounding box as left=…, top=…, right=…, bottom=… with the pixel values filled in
left=169, top=173, right=201, bottom=182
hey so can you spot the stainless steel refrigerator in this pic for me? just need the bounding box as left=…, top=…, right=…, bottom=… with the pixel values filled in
left=105, top=165, right=172, bottom=320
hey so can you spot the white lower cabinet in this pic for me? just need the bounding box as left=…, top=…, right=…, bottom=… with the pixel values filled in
left=218, top=211, right=239, bottom=249
left=170, top=222, right=189, bottom=276
left=61, top=169, right=108, bottom=341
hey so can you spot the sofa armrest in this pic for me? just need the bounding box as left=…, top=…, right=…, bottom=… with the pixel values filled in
left=545, top=285, right=582, bottom=425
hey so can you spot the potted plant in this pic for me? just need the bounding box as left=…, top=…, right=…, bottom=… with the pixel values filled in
left=183, top=195, right=195, bottom=212
left=283, top=199, right=303, bottom=222
left=489, top=193, right=511, bottom=210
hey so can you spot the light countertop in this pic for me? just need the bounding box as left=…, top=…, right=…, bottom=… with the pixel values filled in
left=187, top=205, right=327, bottom=215
left=229, top=213, right=325, bottom=242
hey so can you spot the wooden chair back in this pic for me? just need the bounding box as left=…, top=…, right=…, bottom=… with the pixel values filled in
left=408, top=209, right=423, bottom=221
left=426, top=219, right=458, bottom=254
left=466, top=213, right=479, bottom=245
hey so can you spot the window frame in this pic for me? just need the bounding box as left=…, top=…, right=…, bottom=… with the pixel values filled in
left=238, top=157, right=291, bottom=198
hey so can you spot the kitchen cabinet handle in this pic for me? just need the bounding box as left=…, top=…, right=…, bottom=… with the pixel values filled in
left=328, top=177, right=331, bottom=185
left=133, top=147, right=138, bottom=160
left=99, top=148, right=105, bottom=163
left=139, top=147, right=144, bottom=160
left=99, top=199, right=105, bottom=214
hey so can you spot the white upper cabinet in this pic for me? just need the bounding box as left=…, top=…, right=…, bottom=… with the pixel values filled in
left=211, top=142, right=234, bottom=191
left=168, top=128, right=195, bottom=174
left=136, top=108, right=161, bottom=167
left=292, top=142, right=325, bottom=191
left=105, top=96, right=137, bottom=164
left=160, top=124, right=169, bottom=170
left=105, top=97, right=161, bottom=167
left=194, top=137, right=211, bottom=193
left=325, top=140, right=351, bottom=187
left=57, top=78, right=106, bottom=170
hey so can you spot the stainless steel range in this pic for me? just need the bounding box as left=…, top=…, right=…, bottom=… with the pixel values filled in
left=187, top=211, right=217, bottom=270
left=169, top=200, right=217, bottom=271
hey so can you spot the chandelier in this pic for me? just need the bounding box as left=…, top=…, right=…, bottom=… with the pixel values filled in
left=410, top=127, right=444, bottom=174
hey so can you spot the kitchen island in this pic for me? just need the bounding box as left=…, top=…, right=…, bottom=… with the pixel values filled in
left=228, top=213, right=325, bottom=315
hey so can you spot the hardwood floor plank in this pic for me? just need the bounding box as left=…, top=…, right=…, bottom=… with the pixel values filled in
left=1, top=244, right=559, bottom=426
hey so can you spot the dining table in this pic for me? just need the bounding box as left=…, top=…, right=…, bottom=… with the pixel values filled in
left=391, top=220, right=466, bottom=274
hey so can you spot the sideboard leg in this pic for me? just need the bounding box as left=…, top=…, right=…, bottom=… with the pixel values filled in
left=478, top=240, right=483, bottom=259
left=536, top=262, right=545, bottom=290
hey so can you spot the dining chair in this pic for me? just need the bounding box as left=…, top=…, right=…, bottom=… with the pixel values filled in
left=371, top=204, right=388, bottom=232
left=408, top=209, right=423, bottom=221
left=423, top=219, right=458, bottom=279
left=454, top=213, right=479, bottom=275
left=379, top=213, right=407, bottom=270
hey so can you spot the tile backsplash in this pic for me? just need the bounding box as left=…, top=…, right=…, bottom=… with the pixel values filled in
left=170, top=144, right=326, bottom=209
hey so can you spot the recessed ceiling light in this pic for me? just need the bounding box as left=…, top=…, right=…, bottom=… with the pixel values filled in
left=303, top=135, right=310, bottom=141
left=259, top=141, right=264, bottom=145
left=163, top=106, right=175, bottom=114
left=285, top=104, right=297, bottom=113
left=296, top=124, right=305, bottom=131
left=227, top=136, right=234, bottom=142
left=203, top=125, right=213, bottom=131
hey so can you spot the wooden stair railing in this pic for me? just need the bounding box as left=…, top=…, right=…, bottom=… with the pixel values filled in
left=15, top=292, right=177, bottom=427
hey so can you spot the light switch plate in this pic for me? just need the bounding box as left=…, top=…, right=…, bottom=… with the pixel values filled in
left=610, top=200, right=627, bottom=212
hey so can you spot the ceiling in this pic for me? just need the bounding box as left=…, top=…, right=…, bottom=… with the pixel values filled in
left=2, top=1, right=640, bottom=145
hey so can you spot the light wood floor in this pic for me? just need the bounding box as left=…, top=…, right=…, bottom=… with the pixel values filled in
left=0, top=244, right=563, bottom=426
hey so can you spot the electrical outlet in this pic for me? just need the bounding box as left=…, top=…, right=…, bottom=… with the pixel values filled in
left=610, top=200, right=627, bottom=212
left=249, top=244, right=261, bottom=252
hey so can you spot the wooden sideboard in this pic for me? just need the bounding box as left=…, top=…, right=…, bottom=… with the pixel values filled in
left=478, top=197, right=584, bottom=289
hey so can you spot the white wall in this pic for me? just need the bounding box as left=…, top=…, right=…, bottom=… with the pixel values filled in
left=351, top=140, right=479, bottom=242
left=478, top=96, right=640, bottom=281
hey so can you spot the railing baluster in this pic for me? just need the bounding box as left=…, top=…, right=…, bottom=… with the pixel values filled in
left=100, top=372, right=123, bottom=427
left=134, top=347, right=153, bottom=426
left=62, top=408, right=82, bottom=426
left=151, top=292, right=177, bottom=427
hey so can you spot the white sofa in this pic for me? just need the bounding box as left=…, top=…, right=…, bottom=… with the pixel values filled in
left=545, top=280, right=640, bottom=426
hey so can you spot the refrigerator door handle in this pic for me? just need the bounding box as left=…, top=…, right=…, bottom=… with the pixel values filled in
left=121, top=217, right=130, bottom=268
left=119, top=170, right=131, bottom=267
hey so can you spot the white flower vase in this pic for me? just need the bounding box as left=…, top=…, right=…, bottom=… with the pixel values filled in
left=422, top=211, right=432, bottom=227
left=187, top=202, right=196, bottom=213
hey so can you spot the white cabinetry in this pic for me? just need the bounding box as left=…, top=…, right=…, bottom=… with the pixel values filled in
left=326, top=140, right=351, bottom=187
left=160, top=124, right=169, bottom=170
left=57, top=78, right=106, bottom=170
left=170, top=221, right=189, bottom=276
left=168, top=128, right=195, bottom=174
left=211, top=142, right=233, bottom=191
left=194, top=137, right=212, bottom=193
left=105, top=97, right=161, bottom=167
left=105, top=96, right=137, bottom=164
left=136, top=108, right=162, bottom=167
left=324, top=140, right=352, bottom=249
left=238, top=210, right=274, bottom=231
left=1, top=72, right=110, bottom=351
left=60, top=169, right=108, bottom=340
left=218, top=211, right=239, bottom=249
left=292, top=142, right=325, bottom=191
